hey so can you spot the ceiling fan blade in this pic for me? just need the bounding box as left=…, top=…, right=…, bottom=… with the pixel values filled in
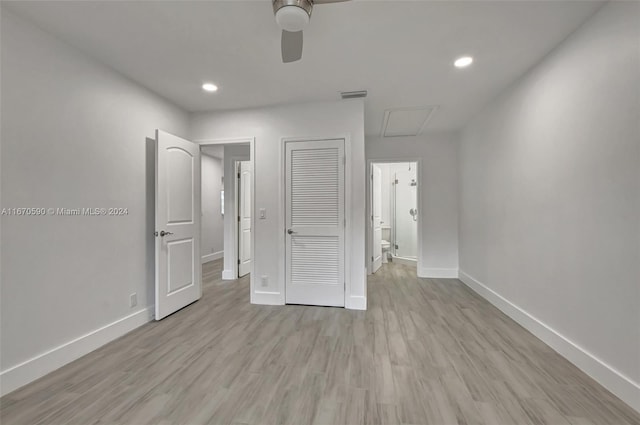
left=282, top=30, right=303, bottom=63
left=313, top=0, right=350, bottom=3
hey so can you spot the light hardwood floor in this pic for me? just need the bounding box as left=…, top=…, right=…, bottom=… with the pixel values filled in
left=1, top=260, right=638, bottom=425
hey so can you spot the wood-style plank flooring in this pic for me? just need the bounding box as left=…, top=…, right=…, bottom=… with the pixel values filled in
left=1, top=259, right=638, bottom=424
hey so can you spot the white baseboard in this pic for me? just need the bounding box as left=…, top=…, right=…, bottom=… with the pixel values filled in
left=201, top=251, right=223, bottom=264
left=221, top=269, right=236, bottom=280
left=249, top=291, right=367, bottom=310
left=346, top=295, right=367, bottom=310
left=390, top=256, right=416, bottom=267
left=458, top=270, right=640, bottom=414
left=251, top=291, right=283, bottom=306
left=0, top=307, right=153, bottom=397
left=418, top=267, right=459, bottom=279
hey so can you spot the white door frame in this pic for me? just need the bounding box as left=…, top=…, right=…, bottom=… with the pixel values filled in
left=280, top=135, right=352, bottom=307
left=366, top=159, right=422, bottom=275
left=196, top=138, right=255, bottom=299
left=371, top=164, right=383, bottom=273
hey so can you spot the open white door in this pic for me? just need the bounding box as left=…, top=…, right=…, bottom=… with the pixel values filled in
left=238, top=161, right=252, bottom=277
left=372, top=164, right=383, bottom=273
left=285, top=139, right=345, bottom=307
left=155, top=130, right=201, bottom=320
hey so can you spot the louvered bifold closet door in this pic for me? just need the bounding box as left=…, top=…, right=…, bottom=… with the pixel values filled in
left=285, top=139, right=345, bottom=307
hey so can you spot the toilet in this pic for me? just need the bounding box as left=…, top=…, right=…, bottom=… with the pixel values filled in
left=381, top=240, right=391, bottom=263
left=381, top=227, right=391, bottom=263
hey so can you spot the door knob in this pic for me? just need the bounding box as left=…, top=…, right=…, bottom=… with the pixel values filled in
left=160, top=230, right=174, bottom=237
left=287, top=229, right=296, bottom=235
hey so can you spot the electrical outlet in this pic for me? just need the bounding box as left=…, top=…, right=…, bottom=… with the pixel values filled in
left=261, top=275, right=268, bottom=287
left=129, top=293, right=137, bottom=308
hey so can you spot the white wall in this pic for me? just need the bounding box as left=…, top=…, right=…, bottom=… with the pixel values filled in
left=458, top=2, right=640, bottom=412
left=366, top=133, right=459, bottom=278
left=191, top=100, right=367, bottom=309
left=0, top=10, right=189, bottom=395
left=201, top=154, right=224, bottom=262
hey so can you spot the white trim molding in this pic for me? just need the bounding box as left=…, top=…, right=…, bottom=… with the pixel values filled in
left=201, top=251, right=223, bottom=264
left=390, top=257, right=416, bottom=268
left=346, top=295, right=367, bottom=311
left=418, top=267, right=459, bottom=279
left=252, top=291, right=283, bottom=306
left=0, top=307, right=153, bottom=397
left=459, top=270, right=640, bottom=414
left=221, top=269, right=235, bottom=280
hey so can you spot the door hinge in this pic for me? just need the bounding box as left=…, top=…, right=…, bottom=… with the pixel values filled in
left=371, top=256, right=374, bottom=262
left=238, top=172, right=240, bottom=179
left=238, top=216, right=240, bottom=222
left=238, top=259, right=240, bottom=265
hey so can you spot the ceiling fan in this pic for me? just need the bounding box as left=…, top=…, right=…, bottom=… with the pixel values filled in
left=273, top=0, right=350, bottom=63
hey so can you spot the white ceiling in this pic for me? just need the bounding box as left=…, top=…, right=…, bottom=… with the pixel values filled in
left=5, top=0, right=602, bottom=135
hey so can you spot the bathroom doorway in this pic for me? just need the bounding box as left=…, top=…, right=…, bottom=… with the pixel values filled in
left=369, top=161, right=419, bottom=273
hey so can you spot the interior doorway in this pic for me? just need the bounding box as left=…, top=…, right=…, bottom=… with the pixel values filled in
left=198, top=139, right=255, bottom=287
left=369, top=161, right=419, bottom=274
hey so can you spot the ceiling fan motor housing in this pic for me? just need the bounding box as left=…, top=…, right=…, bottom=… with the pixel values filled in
left=273, top=0, right=313, bottom=32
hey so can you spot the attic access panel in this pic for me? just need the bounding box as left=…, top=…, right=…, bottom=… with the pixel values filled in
left=381, top=106, right=438, bottom=137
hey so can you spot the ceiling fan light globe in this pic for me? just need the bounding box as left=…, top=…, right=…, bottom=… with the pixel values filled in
left=275, top=6, right=310, bottom=32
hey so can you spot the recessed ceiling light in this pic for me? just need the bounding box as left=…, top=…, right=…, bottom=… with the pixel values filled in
left=454, top=56, right=473, bottom=68
left=202, top=83, right=218, bottom=92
